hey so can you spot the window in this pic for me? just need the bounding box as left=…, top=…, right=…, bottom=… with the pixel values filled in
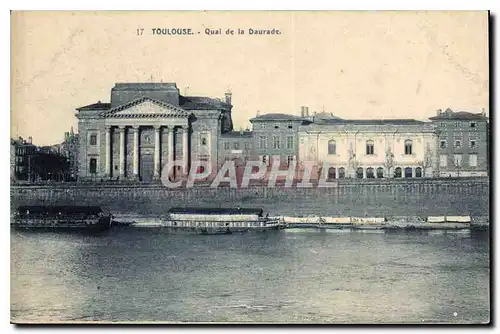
left=404, top=167, right=413, bottom=178
left=200, top=135, right=207, bottom=146
left=89, top=134, right=97, bottom=146
left=404, top=139, right=413, bottom=155
left=470, top=140, right=477, bottom=149
left=287, top=155, right=295, bottom=166
left=224, top=141, right=230, bottom=150
left=288, top=123, right=293, bottom=129
left=356, top=167, right=364, bottom=179
left=440, top=140, right=447, bottom=149
left=327, top=167, right=336, bottom=180
left=415, top=167, right=422, bottom=178
left=394, top=167, right=402, bottom=178
left=274, top=125, right=279, bottom=129
left=366, top=140, right=374, bottom=155
left=366, top=167, right=375, bottom=178
left=338, top=167, right=346, bottom=179
left=259, top=136, right=267, bottom=149
left=272, top=136, right=280, bottom=149
left=286, top=136, right=294, bottom=150
left=89, top=158, right=97, bottom=174
left=470, top=122, right=477, bottom=128
left=261, top=155, right=269, bottom=166
left=376, top=167, right=384, bottom=178
left=455, top=122, right=460, bottom=128
left=454, top=154, right=463, bottom=167
left=233, top=142, right=240, bottom=150
left=260, top=123, right=266, bottom=129
left=328, top=140, right=336, bottom=155
left=440, top=122, right=447, bottom=127
left=439, top=155, right=448, bottom=168
left=469, top=154, right=478, bottom=167
left=454, top=140, right=462, bottom=148
left=244, top=142, right=250, bottom=150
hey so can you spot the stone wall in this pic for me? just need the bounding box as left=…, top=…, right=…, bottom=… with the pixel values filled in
left=11, top=178, right=489, bottom=217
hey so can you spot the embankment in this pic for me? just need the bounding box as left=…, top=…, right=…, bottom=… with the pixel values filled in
left=10, top=178, right=489, bottom=217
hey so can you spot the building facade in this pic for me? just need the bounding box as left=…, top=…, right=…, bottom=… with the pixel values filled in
left=76, top=83, right=233, bottom=181
left=10, top=136, right=36, bottom=181
left=298, top=114, right=438, bottom=179
left=429, top=108, right=489, bottom=177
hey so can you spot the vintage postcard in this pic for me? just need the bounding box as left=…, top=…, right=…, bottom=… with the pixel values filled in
left=10, top=11, right=490, bottom=324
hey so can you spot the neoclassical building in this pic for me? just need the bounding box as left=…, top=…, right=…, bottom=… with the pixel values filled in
left=297, top=112, right=438, bottom=179
left=76, top=83, right=233, bottom=181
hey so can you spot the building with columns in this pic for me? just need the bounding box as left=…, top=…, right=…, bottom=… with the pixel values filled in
left=76, top=83, right=233, bottom=181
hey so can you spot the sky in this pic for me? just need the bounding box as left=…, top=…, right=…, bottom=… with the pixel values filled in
left=11, top=11, right=489, bottom=146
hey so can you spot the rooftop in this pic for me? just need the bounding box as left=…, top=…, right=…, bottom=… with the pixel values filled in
left=429, top=108, right=488, bottom=121
left=220, top=131, right=253, bottom=138
left=179, top=95, right=231, bottom=110
left=76, top=102, right=111, bottom=111
left=112, top=82, right=179, bottom=91
left=250, top=113, right=305, bottom=122
left=312, top=118, right=426, bottom=125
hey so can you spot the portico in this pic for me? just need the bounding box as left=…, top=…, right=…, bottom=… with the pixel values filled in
left=100, top=97, right=190, bottom=181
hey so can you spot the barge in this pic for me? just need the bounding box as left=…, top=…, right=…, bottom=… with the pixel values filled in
left=12, top=205, right=112, bottom=231
left=166, top=207, right=282, bottom=234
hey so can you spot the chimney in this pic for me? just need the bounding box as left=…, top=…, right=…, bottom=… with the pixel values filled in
left=300, top=106, right=305, bottom=117
left=436, top=109, right=442, bottom=116
left=482, top=108, right=486, bottom=116
left=239, top=127, right=243, bottom=135
left=256, top=110, right=260, bottom=117
left=28, top=136, right=32, bottom=144
left=225, top=90, right=232, bottom=105
left=305, top=106, right=309, bottom=117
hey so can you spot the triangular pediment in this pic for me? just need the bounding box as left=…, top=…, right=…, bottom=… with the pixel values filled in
left=100, top=97, right=190, bottom=119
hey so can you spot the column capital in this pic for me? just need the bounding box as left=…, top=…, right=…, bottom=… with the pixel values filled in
left=132, top=125, right=140, bottom=130
left=117, top=125, right=126, bottom=131
left=105, top=125, right=112, bottom=131
left=153, top=124, right=162, bottom=130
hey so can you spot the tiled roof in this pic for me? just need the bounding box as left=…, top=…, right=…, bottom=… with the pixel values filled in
left=220, top=131, right=253, bottom=138
left=100, top=97, right=190, bottom=118
left=112, top=83, right=179, bottom=91
left=314, top=118, right=426, bottom=125
left=179, top=96, right=231, bottom=110
left=250, top=113, right=304, bottom=122
left=429, top=110, right=488, bottom=121
left=76, top=102, right=111, bottom=111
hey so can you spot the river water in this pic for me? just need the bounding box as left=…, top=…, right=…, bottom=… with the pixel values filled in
left=11, top=227, right=490, bottom=324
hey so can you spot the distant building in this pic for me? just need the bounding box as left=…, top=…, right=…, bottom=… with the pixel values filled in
left=60, top=128, right=79, bottom=180
left=10, top=136, right=36, bottom=182
left=429, top=108, right=489, bottom=177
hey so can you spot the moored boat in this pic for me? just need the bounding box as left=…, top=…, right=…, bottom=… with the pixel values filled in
left=166, top=207, right=282, bottom=234
left=12, top=205, right=112, bottom=231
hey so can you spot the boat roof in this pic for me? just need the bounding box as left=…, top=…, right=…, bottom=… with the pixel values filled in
left=168, top=207, right=263, bottom=215
left=16, top=205, right=103, bottom=214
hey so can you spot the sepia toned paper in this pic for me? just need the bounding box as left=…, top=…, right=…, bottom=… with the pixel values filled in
left=10, top=11, right=490, bottom=325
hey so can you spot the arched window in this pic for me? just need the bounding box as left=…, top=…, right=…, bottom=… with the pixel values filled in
left=366, top=167, right=375, bottom=178
left=405, top=139, right=413, bottom=155
left=327, top=167, right=336, bottom=180
left=366, top=140, right=374, bottom=155
left=328, top=140, right=336, bottom=155
left=376, top=167, right=384, bottom=178
left=415, top=167, right=422, bottom=178
left=89, top=158, right=97, bottom=174
left=404, top=167, right=413, bottom=178
left=338, top=167, right=346, bottom=179
left=394, top=167, right=402, bottom=178
left=356, top=167, right=364, bottom=179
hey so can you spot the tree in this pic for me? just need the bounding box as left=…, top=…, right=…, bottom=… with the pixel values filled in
left=383, top=147, right=395, bottom=178
left=347, top=144, right=359, bottom=178
left=417, top=143, right=433, bottom=177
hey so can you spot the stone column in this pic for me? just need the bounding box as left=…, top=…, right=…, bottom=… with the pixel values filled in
left=168, top=126, right=174, bottom=164
left=105, top=126, right=111, bottom=178
left=133, top=126, right=139, bottom=180
left=118, top=126, right=125, bottom=178
left=182, top=125, right=189, bottom=173
left=154, top=125, right=161, bottom=179
left=363, top=168, right=366, bottom=179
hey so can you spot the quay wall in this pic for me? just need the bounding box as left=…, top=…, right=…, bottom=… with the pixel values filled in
left=10, top=178, right=489, bottom=217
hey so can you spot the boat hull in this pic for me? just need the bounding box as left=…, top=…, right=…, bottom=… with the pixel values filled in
left=12, top=216, right=112, bottom=232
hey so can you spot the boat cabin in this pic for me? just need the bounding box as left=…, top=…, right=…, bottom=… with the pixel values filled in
left=15, top=206, right=105, bottom=219
left=168, top=207, right=264, bottom=222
